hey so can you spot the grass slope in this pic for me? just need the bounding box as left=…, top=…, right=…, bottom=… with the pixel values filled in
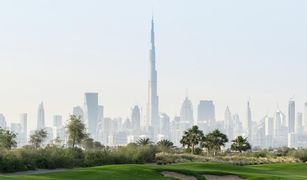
left=1, top=162, right=307, bottom=180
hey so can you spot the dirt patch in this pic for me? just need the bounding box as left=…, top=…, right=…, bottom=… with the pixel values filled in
left=0, top=169, right=67, bottom=176
left=161, top=171, right=197, bottom=180
left=203, top=174, right=245, bottom=180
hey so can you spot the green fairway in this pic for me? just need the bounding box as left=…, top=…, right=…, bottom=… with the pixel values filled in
left=1, top=162, right=307, bottom=180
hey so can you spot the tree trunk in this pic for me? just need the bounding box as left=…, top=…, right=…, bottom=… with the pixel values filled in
left=191, top=144, right=195, bottom=154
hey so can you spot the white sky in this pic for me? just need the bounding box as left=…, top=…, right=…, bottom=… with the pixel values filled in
left=0, top=0, right=307, bottom=130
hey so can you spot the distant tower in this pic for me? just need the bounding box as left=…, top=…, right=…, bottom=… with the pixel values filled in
left=73, top=106, right=84, bottom=121
left=0, top=113, right=7, bottom=129
left=53, top=115, right=63, bottom=128
left=84, top=93, right=99, bottom=140
left=131, top=105, right=141, bottom=131
left=288, top=100, right=295, bottom=133
left=20, top=113, right=28, bottom=145
left=197, top=100, right=215, bottom=125
left=147, top=17, right=159, bottom=138
left=160, top=113, right=170, bottom=139
left=37, top=102, right=45, bottom=130
left=224, top=106, right=233, bottom=140
left=304, top=102, right=307, bottom=126
left=247, top=101, right=252, bottom=142
left=180, top=97, right=194, bottom=127
left=295, top=112, right=303, bottom=134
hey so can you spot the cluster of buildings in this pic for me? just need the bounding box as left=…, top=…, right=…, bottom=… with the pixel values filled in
left=1, top=18, right=307, bottom=149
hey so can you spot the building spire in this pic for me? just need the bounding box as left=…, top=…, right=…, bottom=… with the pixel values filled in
left=151, top=16, right=155, bottom=48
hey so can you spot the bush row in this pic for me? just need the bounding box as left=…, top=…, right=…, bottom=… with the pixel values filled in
left=155, top=152, right=299, bottom=165
left=0, top=144, right=157, bottom=173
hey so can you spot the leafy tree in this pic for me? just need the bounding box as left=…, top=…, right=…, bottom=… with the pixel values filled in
left=81, top=137, right=94, bottom=150
left=180, top=125, right=204, bottom=154
left=0, top=128, right=17, bottom=149
left=50, top=137, right=63, bottom=148
left=231, top=136, right=251, bottom=153
left=202, top=129, right=228, bottom=156
left=66, top=115, right=88, bottom=148
left=157, top=139, right=174, bottom=152
left=136, top=138, right=152, bottom=146
left=29, top=129, right=48, bottom=148
left=93, top=141, right=104, bottom=149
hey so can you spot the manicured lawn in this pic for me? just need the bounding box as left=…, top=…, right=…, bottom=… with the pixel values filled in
left=1, top=162, right=307, bottom=179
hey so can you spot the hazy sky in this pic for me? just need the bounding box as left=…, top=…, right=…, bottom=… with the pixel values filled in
left=0, top=0, right=307, bottom=130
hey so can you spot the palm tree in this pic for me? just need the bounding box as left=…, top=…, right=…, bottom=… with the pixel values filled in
left=231, top=136, right=251, bottom=153
left=202, top=129, right=228, bottom=156
left=0, top=128, right=17, bottom=150
left=29, top=129, right=48, bottom=148
left=66, top=115, right=88, bottom=148
left=180, top=125, right=204, bottom=154
left=157, top=139, right=174, bottom=152
left=136, top=138, right=152, bottom=146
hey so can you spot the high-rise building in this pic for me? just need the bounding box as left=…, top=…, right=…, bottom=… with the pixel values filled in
left=295, top=112, right=303, bottom=134
left=304, top=102, right=307, bottom=126
left=180, top=97, right=194, bottom=127
left=84, top=93, right=99, bottom=140
left=247, top=101, right=252, bottom=142
left=264, top=116, right=274, bottom=147
left=0, top=113, right=7, bottom=129
left=274, top=111, right=282, bottom=137
left=19, top=113, right=28, bottom=145
left=53, top=115, right=63, bottom=128
left=73, top=106, right=84, bottom=121
left=131, top=105, right=141, bottom=131
left=98, top=105, right=104, bottom=123
left=224, top=106, right=233, bottom=140
left=160, top=113, right=170, bottom=139
left=197, top=100, right=215, bottom=125
left=37, top=102, right=45, bottom=130
left=96, top=105, right=104, bottom=142
left=232, top=114, right=243, bottom=138
left=147, top=17, right=160, bottom=139
left=288, top=100, right=295, bottom=133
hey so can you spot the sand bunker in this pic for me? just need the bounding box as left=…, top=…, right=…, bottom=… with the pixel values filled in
left=161, top=171, right=197, bottom=180
left=203, top=174, right=245, bottom=180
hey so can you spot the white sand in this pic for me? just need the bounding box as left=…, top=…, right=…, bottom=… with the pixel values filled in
left=161, top=171, right=197, bottom=180
left=203, top=174, right=245, bottom=180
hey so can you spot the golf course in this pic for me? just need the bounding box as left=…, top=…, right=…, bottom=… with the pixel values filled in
left=1, top=162, right=307, bottom=180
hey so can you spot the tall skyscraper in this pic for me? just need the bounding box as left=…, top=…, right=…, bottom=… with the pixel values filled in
left=197, top=100, right=215, bottom=125
left=304, top=102, right=307, bottom=126
left=160, top=113, right=170, bottom=138
left=53, top=115, right=63, bottom=128
left=274, top=111, right=282, bottom=137
left=147, top=17, right=159, bottom=138
left=84, top=93, right=99, bottom=140
left=224, top=106, right=233, bottom=140
left=180, top=97, right=194, bottom=126
left=131, top=105, right=141, bottom=131
left=247, top=101, right=252, bottom=142
left=37, top=102, right=45, bottom=130
left=0, top=113, right=6, bottom=128
left=18, top=113, right=28, bottom=146
left=73, top=106, right=84, bottom=121
left=288, top=100, right=295, bottom=133
left=295, top=112, right=303, bottom=134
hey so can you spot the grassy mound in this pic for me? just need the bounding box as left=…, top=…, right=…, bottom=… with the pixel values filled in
left=1, top=162, right=307, bottom=179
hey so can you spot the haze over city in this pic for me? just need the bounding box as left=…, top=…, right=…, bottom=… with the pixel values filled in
left=1, top=0, right=307, bottom=135
left=2, top=1, right=307, bottom=179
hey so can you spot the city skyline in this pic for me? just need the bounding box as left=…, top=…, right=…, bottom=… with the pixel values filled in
left=0, top=0, right=307, bottom=131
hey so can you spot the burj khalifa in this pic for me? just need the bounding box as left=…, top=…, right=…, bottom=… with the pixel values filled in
left=147, top=17, right=159, bottom=139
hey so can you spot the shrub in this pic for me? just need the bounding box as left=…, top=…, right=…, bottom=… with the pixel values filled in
left=292, top=149, right=307, bottom=162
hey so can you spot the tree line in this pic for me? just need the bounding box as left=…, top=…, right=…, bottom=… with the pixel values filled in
left=0, top=115, right=251, bottom=155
